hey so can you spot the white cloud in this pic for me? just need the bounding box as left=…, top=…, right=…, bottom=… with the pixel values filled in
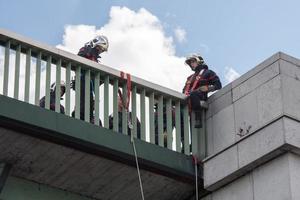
left=56, top=6, right=190, bottom=92
left=174, top=26, right=186, bottom=43
left=224, top=66, right=240, bottom=83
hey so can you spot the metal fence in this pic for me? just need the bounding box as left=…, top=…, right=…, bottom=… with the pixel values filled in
left=0, top=29, right=205, bottom=156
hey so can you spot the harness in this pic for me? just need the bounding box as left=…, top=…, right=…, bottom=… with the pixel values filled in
left=184, top=69, right=206, bottom=96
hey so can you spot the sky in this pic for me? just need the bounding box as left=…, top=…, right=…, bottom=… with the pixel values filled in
left=1, top=0, right=300, bottom=92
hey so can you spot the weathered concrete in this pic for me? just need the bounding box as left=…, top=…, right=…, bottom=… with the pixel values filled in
left=204, top=145, right=238, bottom=188
left=212, top=105, right=235, bottom=153
left=201, top=153, right=300, bottom=200
left=0, top=127, right=194, bottom=200
left=203, top=53, right=300, bottom=196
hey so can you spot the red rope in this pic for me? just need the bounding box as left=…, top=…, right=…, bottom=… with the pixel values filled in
left=119, top=71, right=132, bottom=111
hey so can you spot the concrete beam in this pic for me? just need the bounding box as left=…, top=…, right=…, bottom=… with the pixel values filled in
left=203, top=116, right=300, bottom=191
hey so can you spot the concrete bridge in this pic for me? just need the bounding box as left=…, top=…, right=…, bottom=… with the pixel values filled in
left=1, top=29, right=300, bottom=200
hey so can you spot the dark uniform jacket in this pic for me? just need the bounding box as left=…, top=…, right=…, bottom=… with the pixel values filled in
left=39, top=93, right=65, bottom=114
left=183, top=64, right=222, bottom=101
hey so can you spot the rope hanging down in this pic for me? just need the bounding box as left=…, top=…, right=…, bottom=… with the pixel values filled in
left=119, top=71, right=145, bottom=200
left=192, top=155, right=200, bottom=200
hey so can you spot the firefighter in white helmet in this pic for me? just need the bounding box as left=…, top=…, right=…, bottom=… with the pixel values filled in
left=71, top=35, right=109, bottom=125
left=183, top=53, right=222, bottom=128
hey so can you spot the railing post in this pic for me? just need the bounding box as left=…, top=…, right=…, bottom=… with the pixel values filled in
left=75, top=66, right=81, bottom=119
left=149, top=92, right=155, bottom=143
left=84, top=69, right=90, bottom=122
left=65, top=63, right=71, bottom=116
left=24, top=48, right=31, bottom=103
left=55, top=59, right=61, bottom=113
left=131, top=85, right=137, bottom=138
left=94, top=72, right=100, bottom=126
left=3, top=40, right=10, bottom=96
left=175, top=101, right=181, bottom=152
left=113, top=79, right=119, bottom=132
left=158, top=95, right=164, bottom=147
left=122, top=83, right=128, bottom=135
left=104, top=75, right=109, bottom=128
left=14, top=44, right=21, bottom=99
left=183, top=104, right=190, bottom=155
left=140, top=89, right=146, bottom=141
left=35, top=52, right=42, bottom=105
left=166, top=98, right=173, bottom=149
left=45, top=55, right=51, bottom=109
left=192, top=110, right=207, bottom=159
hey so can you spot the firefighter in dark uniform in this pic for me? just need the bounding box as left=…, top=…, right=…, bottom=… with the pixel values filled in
left=109, top=96, right=141, bottom=139
left=71, top=35, right=109, bottom=125
left=40, top=81, right=66, bottom=114
left=183, top=53, right=222, bottom=128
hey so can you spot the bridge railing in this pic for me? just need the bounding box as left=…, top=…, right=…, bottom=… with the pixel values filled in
left=0, top=29, right=204, bottom=156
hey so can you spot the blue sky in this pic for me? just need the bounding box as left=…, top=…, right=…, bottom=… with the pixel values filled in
left=1, top=0, right=300, bottom=89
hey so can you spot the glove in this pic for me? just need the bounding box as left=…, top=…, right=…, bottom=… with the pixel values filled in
left=198, top=85, right=209, bottom=92
left=198, top=85, right=215, bottom=92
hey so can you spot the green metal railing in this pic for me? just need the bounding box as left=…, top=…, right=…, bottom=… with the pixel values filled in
left=0, top=29, right=206, bottom=157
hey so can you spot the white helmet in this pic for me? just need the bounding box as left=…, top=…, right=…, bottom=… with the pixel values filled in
left=90, top=35, right=109, bottom=52
left=185, top=53, right=204, bottom=65
left=50, top=80, right=66, bottom=92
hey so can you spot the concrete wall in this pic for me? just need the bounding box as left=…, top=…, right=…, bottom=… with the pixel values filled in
left=205, top=52, right=300, bottom=156
left=201, top=153, right=300, bottom=200
left=202, top=53, right=300, bottom=199
left=0, top=176, right=93, bottom=200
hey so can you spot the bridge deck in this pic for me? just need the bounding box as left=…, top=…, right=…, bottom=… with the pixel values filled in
left=0, top=95, right=200, bottom=200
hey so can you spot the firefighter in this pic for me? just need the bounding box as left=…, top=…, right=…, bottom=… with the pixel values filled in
left=183, top=53, right=222, bottom=128
left=40, top=81, right=66, bottom=114
left=71, top=35, right=109, bottom=124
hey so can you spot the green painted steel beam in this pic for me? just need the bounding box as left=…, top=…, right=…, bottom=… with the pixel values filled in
left=1, top=177, right=92, bottom=200
left=3, top=40, right=10, bottom=96
left=0, top=94, right=195, bottom=180
left=14, top=44, right=21, bottom=99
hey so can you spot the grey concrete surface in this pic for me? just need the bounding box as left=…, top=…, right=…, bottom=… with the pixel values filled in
left=233, top=90, right=258, bottom=140
left=253, top=154, right=291, bottom=200
left=212, top=105, right=235, bottom=153
left=256, top=75, right=283, bottom=127
left=282, top=74, right=300, bottom=121
left=232, top=61, right=280, bottom=102
left=237, top=118, right=284, bottom=168
left=212, top=174, right=253, bottom=200
left=204, top=145, right=238, bottom=188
